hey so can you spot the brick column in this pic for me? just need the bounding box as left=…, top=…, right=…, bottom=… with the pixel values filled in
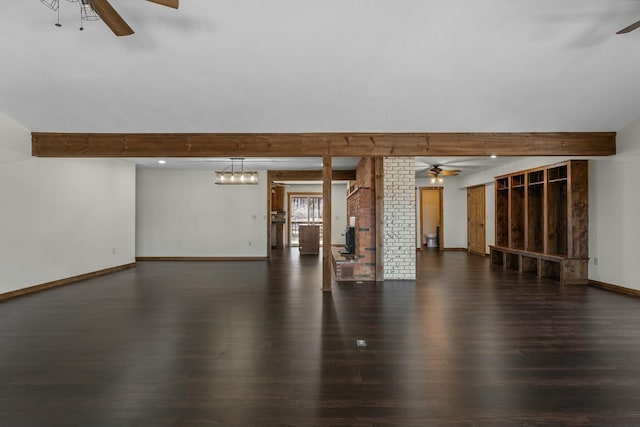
left=345, top=157, right=376, bottom=281
left=383, top=157, right=416, bottom=280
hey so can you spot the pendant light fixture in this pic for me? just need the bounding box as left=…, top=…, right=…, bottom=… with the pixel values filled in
left=215, top=158, right=259, bottom=185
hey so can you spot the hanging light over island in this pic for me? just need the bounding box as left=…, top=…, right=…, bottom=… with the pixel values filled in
left=215, top=158, right=259, bottom=185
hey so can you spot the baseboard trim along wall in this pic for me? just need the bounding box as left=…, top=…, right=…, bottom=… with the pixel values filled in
left=417, top=247, right=467, bottom=252
left=589, top=280, right=640, bottom=298
left=0, top=263, right=136, bottom=303
left=136, top=257, right=268, bottom=261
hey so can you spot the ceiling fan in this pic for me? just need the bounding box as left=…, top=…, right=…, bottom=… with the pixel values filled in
left=617, top=19, right=640, bottom=34
left=43, top=0, right=179, bottom=36
left=424, top=164, right=461, bottom=183
left=90, top=0, right=179, bottom=36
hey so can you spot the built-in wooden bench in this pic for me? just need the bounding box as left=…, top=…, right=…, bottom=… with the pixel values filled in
left=490, top=245, right=588, bottom=285
left=491, top=161, right=589, bottom=285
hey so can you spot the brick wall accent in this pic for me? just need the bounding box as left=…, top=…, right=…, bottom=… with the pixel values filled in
left=344, top=157, right=376, bottom=280
left=383, top=157, right=416, bottom=280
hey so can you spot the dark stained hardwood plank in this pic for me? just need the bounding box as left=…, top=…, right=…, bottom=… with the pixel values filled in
left=2, top=250, right=640, bottom=426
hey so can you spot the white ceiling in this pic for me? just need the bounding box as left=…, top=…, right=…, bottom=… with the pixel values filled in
left=133, top=155, right=521, bottom=177
left=134, top=156, right=355, bottom=170
left=2, top=1, right=640, bottom=135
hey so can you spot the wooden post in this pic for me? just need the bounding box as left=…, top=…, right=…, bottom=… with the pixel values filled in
left=322, top=155, right=332, bottom=292
left=266, top=171, right=272, bottom=262
left=375, top=157, right=384, bottom=281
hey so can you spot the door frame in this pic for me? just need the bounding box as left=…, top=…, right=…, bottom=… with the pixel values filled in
left=418, top=187, right=444, bottom=251
left=467, top=184, right=486, bottom=256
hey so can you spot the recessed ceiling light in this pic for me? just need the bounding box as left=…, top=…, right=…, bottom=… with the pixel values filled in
left=158, top=160, right=167, bottom=164
left=490, top=155, right=497, bottom=159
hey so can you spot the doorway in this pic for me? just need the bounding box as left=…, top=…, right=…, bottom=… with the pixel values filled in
left=419, top=187, right=444, bottom=251
left=467, top=184, right=486, bottom=255
left=288, top=193, right=323, bottom=246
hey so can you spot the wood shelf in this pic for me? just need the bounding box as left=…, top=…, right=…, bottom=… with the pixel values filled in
left=528, top=170, right=544, bottom=185
left=491, top=160, right=588, bottom=284
left=548, top=165, right=568, bottom=181
left=496, top=177, right=509, bottom=190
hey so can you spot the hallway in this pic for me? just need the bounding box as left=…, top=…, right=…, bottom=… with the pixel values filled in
left=2, top=251, right=640, bottom=426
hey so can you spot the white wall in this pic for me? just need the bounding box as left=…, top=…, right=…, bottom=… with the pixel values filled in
left=0, top=112, right=136, bottom=294
left=282, top=182, right=348, bottom=245
left=416, top=177, right=467, bottom=249
left=136, top=169, right=268, bottom=257
left=589, top=118, right=640, bottom=291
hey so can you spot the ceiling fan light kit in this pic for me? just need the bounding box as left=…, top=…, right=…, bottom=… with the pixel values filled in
left=40, top=0, right=178, bottom=36
left=40, top=0, right=59, bottom=11
left=79, top=0, right=100, bottom=23
left=425, top=164, right=461, bottom=183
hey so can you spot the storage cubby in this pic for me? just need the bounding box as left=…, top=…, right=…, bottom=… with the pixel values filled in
left=547, top=180, right=568, bottom=255
left=528, top=170, right=544, bottom=185
left=496, top=177, right=509, bottom=190
left=489, top=160, right=588, bottom=285
left=548, top=165, right=567, bottom=182
left=506, top=253, right=520, bottom=270
left=496, top=187, right=509, bottom=247
left=521, top=256, right=539, bottom=275
left=511, top=174, right=525, bottom=188
left=511, top=184, right=525, bottom=250
left=491, top=248, right=504, bottom=266
left=540, top=259, right=561, bottom=281
left=526, top=172, right=544, bottom=253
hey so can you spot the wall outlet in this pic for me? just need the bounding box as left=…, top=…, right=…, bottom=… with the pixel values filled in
left=593, top=257, right=598, bottom=266
left=112, top=248, right=116, bottom=254
left=248, top=241, right=252, bottom=246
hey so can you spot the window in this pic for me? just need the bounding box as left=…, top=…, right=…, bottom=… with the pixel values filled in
left=288, top=193, right=323, bottom=246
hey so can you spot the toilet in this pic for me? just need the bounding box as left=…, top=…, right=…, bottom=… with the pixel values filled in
left=425, top=232, right=437, bottom=248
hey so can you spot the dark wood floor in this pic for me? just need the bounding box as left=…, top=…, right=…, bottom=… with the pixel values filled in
left=2, top=250, right=640, bottom=426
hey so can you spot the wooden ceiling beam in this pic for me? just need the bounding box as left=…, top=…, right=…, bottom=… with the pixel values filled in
left=269, top=170, right=356, bottom=181
left=31, top=132, right=616, bottom=157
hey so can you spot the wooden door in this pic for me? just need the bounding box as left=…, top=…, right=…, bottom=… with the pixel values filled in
left=467, top=185, right=486, bottom=255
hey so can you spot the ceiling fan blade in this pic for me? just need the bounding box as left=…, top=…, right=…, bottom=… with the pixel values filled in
left=147, top=0, right=179, bottom=8
left=90, top=0, right=134, bottom=36
left=441, top=169, right=461, bottom=175
left=617, top=19, right=640, bottom=34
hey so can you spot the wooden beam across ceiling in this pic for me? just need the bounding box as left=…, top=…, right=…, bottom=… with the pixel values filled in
left=31, top=132, right=616, bottom=158
left=269, top=170, right=356, bottom=181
